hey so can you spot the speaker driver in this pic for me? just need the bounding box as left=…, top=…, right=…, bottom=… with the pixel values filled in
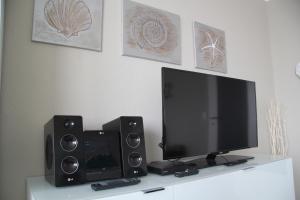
left=61, top=156, right=79, bottom=175
left=60, top=134, right=78, bottom=152
left=126, top=133, right=141, bottom=148
left=64, top=120, right=75, bottom=129
left=128, top=152, right=143, bottom=167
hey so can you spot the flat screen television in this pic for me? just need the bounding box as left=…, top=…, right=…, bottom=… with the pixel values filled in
left=162, top=67, right=258, bottom=161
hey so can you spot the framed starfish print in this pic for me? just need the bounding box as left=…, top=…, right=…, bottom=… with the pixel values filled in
left=194, top=22, right=227, bottom=73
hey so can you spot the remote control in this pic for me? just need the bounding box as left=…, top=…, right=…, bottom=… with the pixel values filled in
left=174, top=168, right=199, bottom=178
left=91, top=178, right=141, bottom=191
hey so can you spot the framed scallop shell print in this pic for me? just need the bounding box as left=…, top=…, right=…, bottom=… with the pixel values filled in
left=194, top=22, right=227, bottom=73
left=32, top=0, right=103, bottom=51
left=123, top=0, right=181, bottom=65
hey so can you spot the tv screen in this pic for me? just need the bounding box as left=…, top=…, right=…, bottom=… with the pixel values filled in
left=162, top=67, right=258, bottom=160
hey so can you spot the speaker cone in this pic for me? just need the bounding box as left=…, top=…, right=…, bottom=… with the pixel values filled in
left=60, top=134, right=78, bottom=152
left=126, top=133, right=141, bottom=148
left=128, top=152, right=143, bottom=167
left=61, top=156, right=79, bottom=174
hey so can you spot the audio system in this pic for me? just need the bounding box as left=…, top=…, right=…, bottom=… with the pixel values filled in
left=44, top=115, right=147, bottom=187
left=103, top=116, right=148, bottom=178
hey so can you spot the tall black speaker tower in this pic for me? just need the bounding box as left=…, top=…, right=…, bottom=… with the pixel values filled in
left=44, top=115, right=84, bottom=187
left=103, top=116, right=148, bottom=178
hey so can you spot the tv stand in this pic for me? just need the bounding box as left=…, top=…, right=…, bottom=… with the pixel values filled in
left=223, top=159, right=248, bottom=166
left=187, top=154, right=253, bottom=169
left=148, top=155, right=253, bottom=175
left=206, top=153, right=217, bottom=160
left=206, top=151, right=229, bottom=160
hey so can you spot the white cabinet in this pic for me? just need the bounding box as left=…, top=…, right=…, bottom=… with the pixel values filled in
left=173, top=171, right=240, bottom=200
left=173, top=159, right=295, bottom=200
left=94, top=192, right=142, bottom=200
left=101, top=187, right=173, bottom=200
left=27, top=156, right=295, bottom=200
left=234, top=160, right=295, bottom=200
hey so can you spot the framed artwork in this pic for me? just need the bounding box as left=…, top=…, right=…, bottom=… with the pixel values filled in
left=194, top=21, right=227, bottom=73
left=32, top=0, right=103, bottom=51
left=123, top=0, right=181, bottom=65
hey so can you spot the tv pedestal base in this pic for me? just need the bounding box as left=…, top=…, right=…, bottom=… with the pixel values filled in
left=148, top=155, right=253, bottom=175
left=189, top=155, right=254, bottom=169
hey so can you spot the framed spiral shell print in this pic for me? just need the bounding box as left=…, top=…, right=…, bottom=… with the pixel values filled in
left=123, top=0, right=181, bottom=65
left=194, top=22, right=227, bottom=73
left=32, top=0, right=103, bottom=51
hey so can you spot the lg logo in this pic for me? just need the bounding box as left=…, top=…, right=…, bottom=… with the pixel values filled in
left=67, top=178, right=74, bottom=182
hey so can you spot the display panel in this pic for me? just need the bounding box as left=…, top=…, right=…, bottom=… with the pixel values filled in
left=162, top=68, right=258, bottom=160
left=84, top=131, right=122, bottom=181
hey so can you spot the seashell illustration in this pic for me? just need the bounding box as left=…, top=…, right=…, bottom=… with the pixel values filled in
left=44, top=0, right=92, bottom=38
left=128, top=7, right=178, bottom=54
left=131, top=16, right=168, bottom=49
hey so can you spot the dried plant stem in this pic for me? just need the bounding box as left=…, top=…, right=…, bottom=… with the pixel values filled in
left=267, top=101, right=288, bottom=156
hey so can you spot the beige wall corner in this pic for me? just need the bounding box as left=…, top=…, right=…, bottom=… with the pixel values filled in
left=266, top=0, right=300, bottom=198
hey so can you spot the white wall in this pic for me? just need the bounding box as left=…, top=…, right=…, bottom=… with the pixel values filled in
left=267, top=0, right=300, bottom=198
left=0, top=0, right=274, bottom=199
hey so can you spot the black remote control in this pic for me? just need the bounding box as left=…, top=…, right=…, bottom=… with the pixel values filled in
left=91, top=178, right=141, bottom=191
left=174, top=168, right=199, bottom=178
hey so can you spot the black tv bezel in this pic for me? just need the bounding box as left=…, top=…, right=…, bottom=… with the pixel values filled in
left=161, top=67, right=258, bottom=160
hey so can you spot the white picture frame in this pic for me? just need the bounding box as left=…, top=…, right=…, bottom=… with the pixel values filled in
left=32, top=0, right=104, bottom=51
left=194, top=21, right=227, bottom=73
left=122, top=0, right=181, bottom=65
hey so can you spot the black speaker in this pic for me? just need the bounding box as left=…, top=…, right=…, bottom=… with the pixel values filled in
left=44, top=115, right=84, bottom=187
left=83, top=130, right=122, bottom=182
left=103, top=116, right=148, bottom=178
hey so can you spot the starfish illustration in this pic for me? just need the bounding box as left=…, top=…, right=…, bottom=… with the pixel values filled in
left=201, top=32, right=224, bottom=66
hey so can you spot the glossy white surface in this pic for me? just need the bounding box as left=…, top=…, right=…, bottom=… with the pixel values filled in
left=27, top=155, right=295, bottom=200
left=173, top=157, right=295, bottom=200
